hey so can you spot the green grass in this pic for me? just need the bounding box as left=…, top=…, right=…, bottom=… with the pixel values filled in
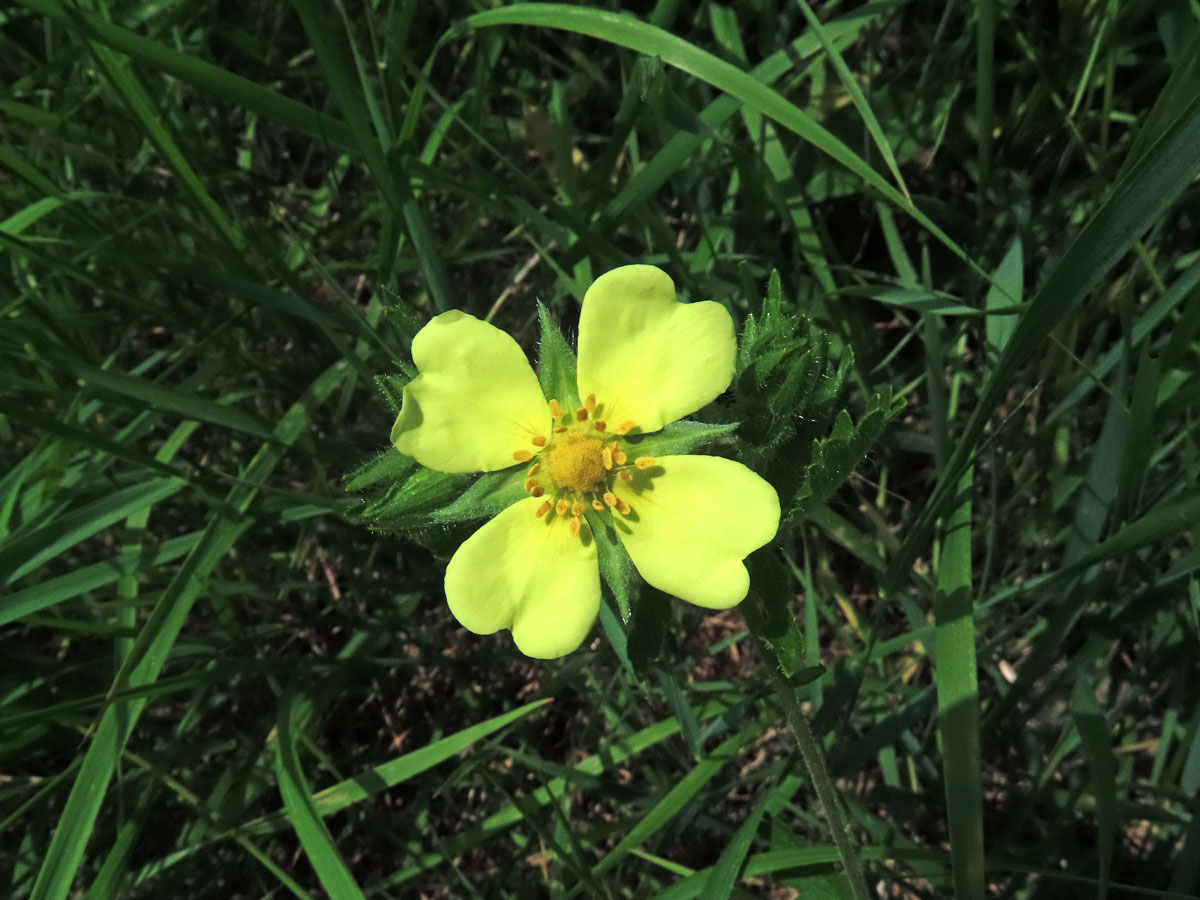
left=3, top=1, right=1200, bottom=898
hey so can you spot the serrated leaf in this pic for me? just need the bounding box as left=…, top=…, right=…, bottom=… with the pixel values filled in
left=537, top=301, right=579, bottom=409
left=788, top=389, right=904, bottom=523
left=343, top=449, right=418, bottom=492
left=586, top=509, right=634, bottom=620
left=430, top=467, right=529, bottom=524
left=623, top=420, right=738, bottom=457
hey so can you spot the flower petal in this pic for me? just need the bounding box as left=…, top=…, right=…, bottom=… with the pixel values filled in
left=444, top=497, right=600, bottom=659
left=611, top=455, right=779, bottom=609
left=391, top=311, right=551, bottom=473
left=576, top=265, right=735, bottom=433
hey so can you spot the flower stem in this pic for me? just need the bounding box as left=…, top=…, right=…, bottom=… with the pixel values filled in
left=761, top=646, right=873, bottom=900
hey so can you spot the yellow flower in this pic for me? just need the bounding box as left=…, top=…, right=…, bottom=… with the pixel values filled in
left=391, top=265, right=780, bottom=658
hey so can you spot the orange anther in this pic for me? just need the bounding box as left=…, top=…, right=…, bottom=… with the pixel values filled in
left=616, top=420, right=636, bottom=435
left=635, top=456, right=655, bottom=469
left=527, top=463, right=541, bottom=476
left=555, top=426, right=568, bottom=433
left=569, top=516, right=582, bottom=538
left=571, top=501, right=585, bottom=517
left=603, top=492, right=617, bottom=507
left=555, top=499, right=569, bottom=516
left=575, top=407, right=589, bottom=422
left=549, top=399, right=563, bottom=419
left=523, top=478, right=540, bottom=493
left=531, top=485, right=545, bottom=497
left=584, top=393, right=596, bottom=412
left=618, top=471, right=633, bottom=482
left=615, top=498, right=630, bottom=515
left=594, top=420, right=607, bottom=432
left=513, top=449, right=533, bottom=462
left=532, top=435, right=547, bottom=447
left=614, top=450, right=627, bottom=465
left=592, top=498, right=606, bottom=512
left=602, top=447, right=613, bottom=470
left=535, top=500, right=552, bottom=518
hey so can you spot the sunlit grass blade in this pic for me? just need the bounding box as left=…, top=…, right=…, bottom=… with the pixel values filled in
left=934, top=468, right=984, bottom=900
left=27, top=363, right=351, bottom=900
left=885, top=66, right=1200, bottom=596
left=272, top=694, right=367, bottom=900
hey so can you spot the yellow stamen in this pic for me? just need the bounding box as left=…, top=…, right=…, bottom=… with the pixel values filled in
left=635, top=456, right=656, bottom=470
left=575, top=407, right=589, bottom=422
left=571, top=501, right=585, bottom=517
left=555, top=499, right=569, bottom=516
left=603, top=492, right=617, bottom=507
left=528, top=463, right=541, bottom=476
left=535, top=500, right=552, bottom=518
left=616, top=419, right=636, bottom=435
left=592, top=498, right=606, bottom=512
left=513, top=449, right=533, bottom=462
left=614, top=450, right=627, bottom=466
left=569, top=516, right=582, bottom=538
left=548, top=399, right=563, bottom=419
left=523, top=478, right=540, bottom=493
left=555, top=426, right=568, bottom=433
left=618, top=471, right=633, bottom=482
left=602, top=447, right=613, bottom=470
left=615, top=498, right=631, bottom=515
left=531, top=485, right=545, bottom=498
left=532, top=435, right=547, bottom=447
left=594, top=420, right=607, bottom=432
left=584, top=393, right=597, bottom=412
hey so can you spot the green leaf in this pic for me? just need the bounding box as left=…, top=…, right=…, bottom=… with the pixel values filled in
left=627, top=586, right=671, bottom=676
left=537, top=301, right=579, bottom=409
left=743, top=553, right=805, bottom=677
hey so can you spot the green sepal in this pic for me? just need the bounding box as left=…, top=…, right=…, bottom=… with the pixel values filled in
left=354, top=466, right=468, bottom=527
left=787, top=387, right=906, bottom=524
left=585, top=508, right=634, bottom=621
left=536, top=301, right=579, bottom=410
left=430, top=466, right=530, bottom=524
left=375, top=373, right=408, bottom=414
left=343, top=448, right=418, bottom=492
left=623, top=420, right=738, bottom=457
left=743, top=551, right=806, bottom=677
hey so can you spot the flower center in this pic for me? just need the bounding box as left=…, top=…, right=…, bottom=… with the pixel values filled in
left=511, top=394, right=660, bottom=539
left=546, top=433, right=606, bottom=492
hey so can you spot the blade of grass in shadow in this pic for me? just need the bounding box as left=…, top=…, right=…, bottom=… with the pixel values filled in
left=461, top=3, right=981, bottom=276
left=883, top=51, right=1200, bottom=597
left=291, top=0, right=452, bottom=313
left=27, top=361, right=352, bottom=900
left=793, top=0, right=909, bottom=200
left=16, top=0, right=354, bottom=148
left=1069, top=676, right=1117, bottom=900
